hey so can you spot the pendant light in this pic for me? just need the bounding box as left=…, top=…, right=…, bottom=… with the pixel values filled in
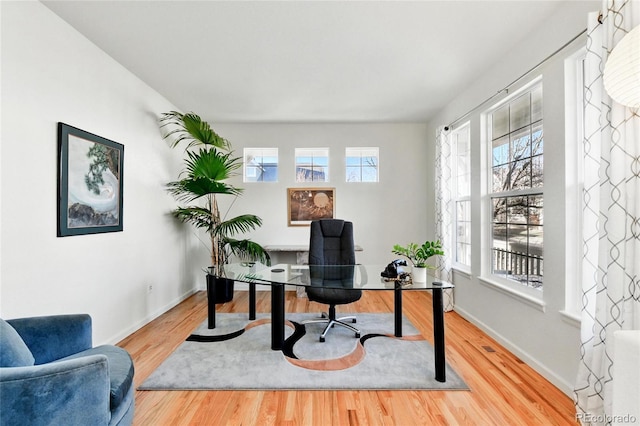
left=603, top=24, right=640, bottom=109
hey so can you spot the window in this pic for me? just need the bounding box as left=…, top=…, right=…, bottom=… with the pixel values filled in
left=346, top=147, right=379, bottom=182
left=452, top=123, right=471, bottom=267
left=295, top=148, right=329, bottom=182
left=487, top=81, right=543, bottom=290
left=243, top=148, right=278, bottom=182
left=564, top=47, right=586, bottom=318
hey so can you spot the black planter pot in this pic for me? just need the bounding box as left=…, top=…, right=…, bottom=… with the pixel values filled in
left=206, top=274, right=235, bottom=304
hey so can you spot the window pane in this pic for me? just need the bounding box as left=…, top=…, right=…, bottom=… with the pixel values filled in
left=529, top=195, right=543, bottom=225
left=510, top=127, right=531, bottom=160
left=362, top=166, right=378, bottom=182
left=493, top=136, right=509, bottom=166
left=457, top=173, right=470, bottom=198
left=531, top=155, right=543, bottom=188
left=511, top=159, right=531, bottom=190
left=492, top=165, right=509, bottom=192
left=457, top=199, right=470, bottom=221
left=531, top=85, right=543, bottom=122
left=493, top=197, right=507, bottom=223
left=296, top=156, right=312, bottom=165
left=492, top=248, right=508, bottom=277
left=531, top=122, right=543, bottom=155
left=492, top=105, right=509, bottom=138
left=510, top=93, right=531, bottom=131
left=457, top=242, right=471, bottom=266
left=507, top=224, right=528, bottom=255
left=346, top=167, right=361, bottom=182
left=507, top=196, right=527, bottom=224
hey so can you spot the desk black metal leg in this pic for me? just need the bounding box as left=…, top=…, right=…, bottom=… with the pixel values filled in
left=394, top=288, right=403, bottom=337
left=249, top=283, right=256, bottom=320
left=271, top=284, right=284, bottom=350
left=207, top=280, right=216, bottom=329
left=432, top=288, right=446, bottom=382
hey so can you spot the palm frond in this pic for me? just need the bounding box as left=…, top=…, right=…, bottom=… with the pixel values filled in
left=183, top=148, right=242, bottom=181
left=225, top=238, right=271, bottom=265
left=171, top=207, right=215, bottom=231
left=182, top=113, right=230, bottom=149
left=167, top=179, right=241, bottom=203
left=213, top=214, right=263, bottom=238
left=160, top=111, right=230, bottom=150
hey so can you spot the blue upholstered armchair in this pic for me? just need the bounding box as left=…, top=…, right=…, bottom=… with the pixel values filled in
left=0, top=314, right=135, bottom=426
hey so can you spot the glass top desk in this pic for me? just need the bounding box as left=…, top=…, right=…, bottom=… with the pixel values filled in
left=208, top=263, right=454, bottom=382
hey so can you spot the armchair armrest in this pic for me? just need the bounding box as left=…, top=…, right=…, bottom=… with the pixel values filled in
left=0, top=354, right=110, bottom=425
left=7, top=314, right=92, bottom=364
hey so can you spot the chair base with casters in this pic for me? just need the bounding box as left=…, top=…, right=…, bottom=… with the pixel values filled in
left=304, top=305, right=361, bottom=342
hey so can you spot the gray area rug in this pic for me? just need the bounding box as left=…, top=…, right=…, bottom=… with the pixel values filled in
left=139, top=313, right=468, bottom=390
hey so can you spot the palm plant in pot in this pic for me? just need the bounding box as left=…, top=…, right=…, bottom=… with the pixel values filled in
left=161, top=111, right=270, bottom=303
left=392, top=240, right=444, bottom=283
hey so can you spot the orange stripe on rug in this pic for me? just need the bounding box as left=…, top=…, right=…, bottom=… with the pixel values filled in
left=283, top=334, right=424, bottom=371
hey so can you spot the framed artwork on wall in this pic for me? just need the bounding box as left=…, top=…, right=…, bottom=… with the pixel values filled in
left=57, top=123, right=124, bottom=237
left=287, top=187, right=335, bottom=226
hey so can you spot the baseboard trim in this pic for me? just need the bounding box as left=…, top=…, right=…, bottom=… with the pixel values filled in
left=107, top=288, right=198, bottom=345
left=454, top=306, right=575, bottom=396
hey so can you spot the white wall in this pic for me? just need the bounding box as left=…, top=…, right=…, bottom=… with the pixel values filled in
left=425, top=1, right=599, bottom=395
left=0, top=1, right=191, bottom=344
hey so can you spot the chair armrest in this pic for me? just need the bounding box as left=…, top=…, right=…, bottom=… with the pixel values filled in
left=0, top=354, right=110, bottom=425
left=7, top=314, right=92, bottom=364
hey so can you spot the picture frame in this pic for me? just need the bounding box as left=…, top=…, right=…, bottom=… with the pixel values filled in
left=287, top=187, right=335, bottom=226
left=57, top=123, right=124, bottom=237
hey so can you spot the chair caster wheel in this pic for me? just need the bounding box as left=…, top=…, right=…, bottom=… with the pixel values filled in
left=355, top=333, right=361, bottom=338
left=320, top=337, right=325, bottom=342
left=352, top=319, right=357, bottom=323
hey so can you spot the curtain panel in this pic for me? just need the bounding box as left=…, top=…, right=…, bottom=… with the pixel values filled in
left=574, top=2, right=640, bottom=425
left=435, top=125, right=454, bottom=312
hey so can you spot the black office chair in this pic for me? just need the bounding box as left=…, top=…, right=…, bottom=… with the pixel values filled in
left=304, top=219, right=362, bottom=342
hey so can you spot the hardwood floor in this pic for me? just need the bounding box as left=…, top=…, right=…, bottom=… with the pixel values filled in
left=119, top=290, right=577, bottom=425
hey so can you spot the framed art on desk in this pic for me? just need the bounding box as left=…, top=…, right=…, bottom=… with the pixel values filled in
left=287, top=187, right=335, bottom=226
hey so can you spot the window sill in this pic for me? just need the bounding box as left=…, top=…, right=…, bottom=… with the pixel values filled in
left=478, top=276, right=546, bottom=312
left=451, top=266, right=471, bottom=280
left=559, top=310, right=581, bottom=328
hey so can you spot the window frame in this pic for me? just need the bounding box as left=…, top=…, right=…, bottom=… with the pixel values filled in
left=243, top=147, right=279, bottom=183
left=295, top=148, right=329, bottom=182
left=483, top=77, right=545, bottom=299
left=562, top=47, right=587, bottom=322
left=451, top=122, right=472, bottom=270
left=345, top=147, right=379, bottom=183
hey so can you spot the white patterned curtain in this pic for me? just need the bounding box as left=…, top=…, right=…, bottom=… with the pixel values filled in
left=434, top=125, right=454, bottom=312
left=574, top=2, right=640, bottom=424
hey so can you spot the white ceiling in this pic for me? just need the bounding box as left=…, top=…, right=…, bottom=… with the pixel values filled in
left=43, top=1, right=566, bottom=123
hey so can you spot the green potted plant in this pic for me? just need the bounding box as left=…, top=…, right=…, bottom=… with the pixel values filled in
left=392, top=240, right=444, bottom=282
left=160, top=111, right=270, bottom=303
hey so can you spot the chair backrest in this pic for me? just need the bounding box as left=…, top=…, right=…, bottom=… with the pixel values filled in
left=308, top=219, right=355, bottom=265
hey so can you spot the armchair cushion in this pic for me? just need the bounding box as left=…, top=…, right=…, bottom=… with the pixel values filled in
left=0, top=318, right=35, bottom=367
left=7, top=314, right=92, bottom=364
left=60, top=345, right=134, bottom=409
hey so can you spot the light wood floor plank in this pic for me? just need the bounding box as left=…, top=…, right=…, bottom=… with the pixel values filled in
left=119, top=290, right=576, bottom=425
